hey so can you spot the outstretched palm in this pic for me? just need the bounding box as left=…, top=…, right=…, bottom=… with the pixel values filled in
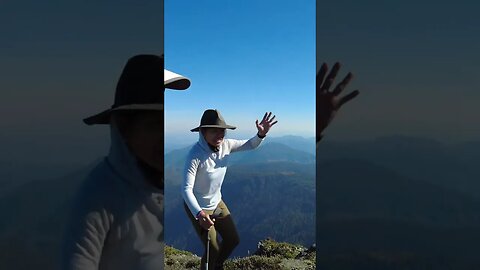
left=317, top=62, right=359, bottom=141
left=256, top=112, right=278, bottom=137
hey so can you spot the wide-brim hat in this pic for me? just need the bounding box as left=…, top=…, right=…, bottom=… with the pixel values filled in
left=191, top=109, right=236, bottom=132
left=83, top=54, right=191, bottom=125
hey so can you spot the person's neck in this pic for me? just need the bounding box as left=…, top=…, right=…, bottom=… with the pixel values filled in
left=207, top=143, right=219, bottom=152
left=136, top=158, right=163, bottom=190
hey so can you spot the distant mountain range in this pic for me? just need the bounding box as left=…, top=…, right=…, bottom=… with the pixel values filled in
left=317, top=218, right=480, bottom=269
left=317, top=136, right=480, bottom=269
left=164, top=136, right=315, bottom=172
left=165, top=135, right=315, bottom=155
left=317, top=158, right=480, bottom=227
left=266, top=135, right=316, bottom=154
left=319, top=135, right=480, bottom=198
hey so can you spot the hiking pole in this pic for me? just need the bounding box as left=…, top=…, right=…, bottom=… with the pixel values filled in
left=206, top=227, right=211, bottom=270
left=205, top=209, right=222, bottom=270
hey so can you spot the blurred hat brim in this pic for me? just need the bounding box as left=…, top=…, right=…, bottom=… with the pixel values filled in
left=83, top=103, right=163, bottom=125
left=165, top=69, right=190, bottom=90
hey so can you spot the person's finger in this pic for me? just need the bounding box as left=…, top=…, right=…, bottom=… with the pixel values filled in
left=199, top=219, right=207, bottom=230
left=268, top=115, right=276, bottom=123
left=264, top=112, right=271, bottom=123
left=208, top=217, right=214, bottom=226
left=317, top=63, right=328, bottom=91
left=320, top=62, right=341, bottom=92
left=338, top=90, right=360, bottom=108
left=271, top=120, right=278, bottom=126
left=262, top=112, right=268, bottom=122
left=332, top=72, right=353, bottom=96
left=202, top=216, right=213, bottom=227
left=256, top=119, right=261, bottom=128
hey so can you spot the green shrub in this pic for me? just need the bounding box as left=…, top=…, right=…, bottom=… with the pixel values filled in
left=225, top=255, right=283, bottom=270
left=165, top=245, right=194, bottom=257
left=255, top=239, right=305, bottom=259
left=165, top=245, right=200, bottom=270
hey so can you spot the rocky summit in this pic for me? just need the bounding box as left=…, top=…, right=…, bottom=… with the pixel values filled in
left=165, top=239, right=316, bottom=270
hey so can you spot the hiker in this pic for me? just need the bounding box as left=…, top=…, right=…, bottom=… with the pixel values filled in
left=316, top=62, right=359, bottom=145
left=61, top=54, right=190, bottom=270
left=182, top=109, right=277, bottom=270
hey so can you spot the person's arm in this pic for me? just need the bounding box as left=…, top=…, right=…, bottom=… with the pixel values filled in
left=228, top=135, right=264, bottom=153
left=181, top=154, right=215, bottom=230
left=62, top=208, right=111, bottom=270
left=182, top=156, right=202, bottom=217
left=230, top=112, right=278, bottom=153
left=316, top=62, right=360, bottom=144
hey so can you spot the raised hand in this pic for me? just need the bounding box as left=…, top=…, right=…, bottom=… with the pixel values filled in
left=256, top=112, right=278, bottom=137
left=317, top=62, right=359, bottom=141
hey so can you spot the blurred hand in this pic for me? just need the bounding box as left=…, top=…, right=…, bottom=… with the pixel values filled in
left=198, top=210, right=215, bottom=230
left=317, top=62, right=359, bottom=141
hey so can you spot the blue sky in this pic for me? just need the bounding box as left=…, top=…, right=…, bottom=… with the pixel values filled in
left=164, top=0, right=316, bottom=145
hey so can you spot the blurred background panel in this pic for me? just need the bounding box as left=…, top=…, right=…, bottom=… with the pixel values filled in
left=0, top=1, right=164, bottom=269
left=316, top=1, right=480, bottom=269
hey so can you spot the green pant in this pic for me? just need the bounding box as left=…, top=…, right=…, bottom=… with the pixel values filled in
left=184, top=200, right=240, bottom=270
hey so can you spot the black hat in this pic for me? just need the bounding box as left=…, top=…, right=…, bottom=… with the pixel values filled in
left=191, top=109, right=236, bottom=132
left=83, top=54, right=190, bottom=125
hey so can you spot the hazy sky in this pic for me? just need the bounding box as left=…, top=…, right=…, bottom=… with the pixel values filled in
left=317, top=0, right=480, bottom=142
left=1, top=1, right=164, bottom=174
left=164, top=0, right=316, bottom=146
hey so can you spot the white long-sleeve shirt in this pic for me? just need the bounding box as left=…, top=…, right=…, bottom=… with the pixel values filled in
left=182, top=133, right=264, bottom=217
